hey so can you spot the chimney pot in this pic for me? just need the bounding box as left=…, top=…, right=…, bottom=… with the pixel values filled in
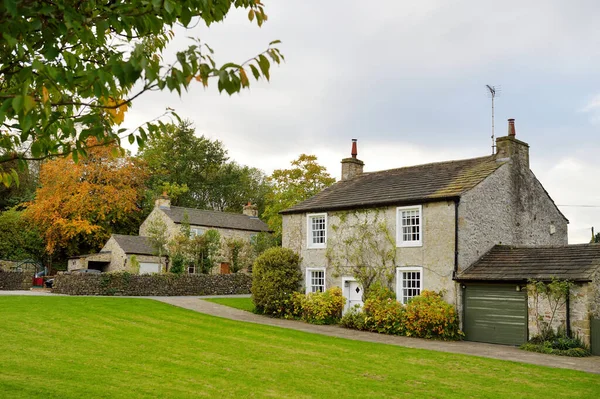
left=508, top=119, right=516, bottom=137
left=351, top=138, right=358, bottom=159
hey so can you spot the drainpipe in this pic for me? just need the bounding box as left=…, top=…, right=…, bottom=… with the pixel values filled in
left=452, top=198, right=460, bottom=279
left=566, top=288, right=571, bottom=337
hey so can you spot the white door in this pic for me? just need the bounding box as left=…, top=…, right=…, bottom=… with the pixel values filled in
left=343, top=279, right=364, bottom=314
left=139, top=262, right=160, bottom=274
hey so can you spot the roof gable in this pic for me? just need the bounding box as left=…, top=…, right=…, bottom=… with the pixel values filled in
left=161, top=206, right=270, bottom=232
left=282, top=155, right=505, bottom=214
left=458, top=244, right=600, bottom=282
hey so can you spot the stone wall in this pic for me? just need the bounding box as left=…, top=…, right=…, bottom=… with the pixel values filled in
left=52, top=272, right=252, bottom=296
left=282, top=203, right=458, bottom=304
left=458, top=163, right=568, bottom=274
left=0, top=271, right=32, bottom=290
left=527, top=282, right=594, bottom=346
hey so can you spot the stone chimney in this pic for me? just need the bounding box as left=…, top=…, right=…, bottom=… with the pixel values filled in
left=155, top=192, right=171, bottom=209
left=243, top=202, right=258, bottom=218
left=341, top=139, right=364, bottom=181
left=496, top=119, right=529, bottom=169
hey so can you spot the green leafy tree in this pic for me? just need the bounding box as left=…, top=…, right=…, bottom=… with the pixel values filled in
left=139, top=121, right=269, bottom=212
left=146, top=217, right=169, bottom=272
left=263, top=154, right=335, bottom=241
left=0, top=161, right=40, bottom=211
left=0, top=1, right=283, bottom=185
left=0, top=208, right=45, bottom=261
left=591, top=228, right=600, bottom=243
left=188, top=230, right=221, bottom=274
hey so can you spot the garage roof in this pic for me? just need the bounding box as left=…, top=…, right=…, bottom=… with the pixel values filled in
left=458, top=244, right=600, bottom=282
left=112, top=235, right=156, bottom=256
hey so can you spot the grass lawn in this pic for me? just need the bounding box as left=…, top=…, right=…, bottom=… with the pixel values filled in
left=1, top=297, right=599, bottom=399
left=202, top=297, right=254, bottom=312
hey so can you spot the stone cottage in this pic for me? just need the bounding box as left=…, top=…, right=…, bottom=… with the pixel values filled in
left=69, top=197, right=269, bottom=274
left=281, top=119, right=599, bottom=346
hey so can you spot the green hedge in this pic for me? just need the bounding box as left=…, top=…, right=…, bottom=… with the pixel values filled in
left=53, top=272, right=252, bottom=296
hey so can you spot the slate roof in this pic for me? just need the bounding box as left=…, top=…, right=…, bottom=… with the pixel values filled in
left=281, top=155, right=505, bottom=214
left=112, top=234, right=156, bottom=256
left=457, top=244, right=600, bottom=282
left=161, top=206, right=270, bottom=232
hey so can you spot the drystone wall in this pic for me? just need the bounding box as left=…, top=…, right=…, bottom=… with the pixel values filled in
left=0, top=271, right=32, bottom=290
left=52, top=272, right=252, bottom=296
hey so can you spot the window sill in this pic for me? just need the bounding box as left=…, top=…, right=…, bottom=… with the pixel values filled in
left=397, top=242, right=422, bottom=248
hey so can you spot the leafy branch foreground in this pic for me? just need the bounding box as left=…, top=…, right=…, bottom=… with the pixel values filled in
left=0, top=0, right=283, bottom=186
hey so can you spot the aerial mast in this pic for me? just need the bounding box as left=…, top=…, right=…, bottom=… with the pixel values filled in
left=486, top=85, right=500, bottom=154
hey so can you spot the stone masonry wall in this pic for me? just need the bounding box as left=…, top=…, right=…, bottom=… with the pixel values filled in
left=527, top=282, right=594, bottom=346
left=52, top=273, right=252, bottom=296
left=0, top=271, right=32, bottom=290
left=282, top=202, right=457, bottom=305
left=459, top=162, right=567, bottom=273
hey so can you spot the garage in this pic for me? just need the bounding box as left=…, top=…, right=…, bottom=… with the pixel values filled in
left=462, top=284, right=527, bottom=346
left=139, top=262, right=161, bottom=274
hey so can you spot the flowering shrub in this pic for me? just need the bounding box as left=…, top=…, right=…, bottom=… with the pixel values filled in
left=294, top=287, right=346, bottom=325
left=362, top=295, right=405, bottom=335
left=340, top=306, right=366, bottom=330
left=403, top=291, right=463, bottom=340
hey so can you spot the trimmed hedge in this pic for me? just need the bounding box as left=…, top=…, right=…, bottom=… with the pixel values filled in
left=52, top=272, right=252, bottom=296
left=0, top=270, right=32, bottom=290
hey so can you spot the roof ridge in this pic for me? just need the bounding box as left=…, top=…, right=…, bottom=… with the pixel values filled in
left=498, top=243, right=600, bottom=249
left=358, top=155, right=497, bottom=177
left=168, top=206, right=252, bottom=217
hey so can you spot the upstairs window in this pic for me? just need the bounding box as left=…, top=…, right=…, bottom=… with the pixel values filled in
left=397, top=205, right=422, bottom=247
left=306, top=268, right=326, bottom=293
left=396, top=267, right=423, bottom=304
left=190, top=227, right=205, bottom=237
left=307, top=213, right=327, bottom=249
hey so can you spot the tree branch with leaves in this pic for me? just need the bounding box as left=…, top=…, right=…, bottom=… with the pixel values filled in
left=0, top=0, right=283, bottom=186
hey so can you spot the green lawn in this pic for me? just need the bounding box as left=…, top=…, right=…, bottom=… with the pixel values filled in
left=1, top=297, right=598, bottom=399
left=202, top=296, right=255, bottom=312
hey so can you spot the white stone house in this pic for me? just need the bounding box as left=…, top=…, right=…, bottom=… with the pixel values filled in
left=281, top=119, right=599, bottom=347
left=69, top=198, right=270, bottom=274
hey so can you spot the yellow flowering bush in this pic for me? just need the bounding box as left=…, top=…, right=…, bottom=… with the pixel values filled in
left=403, top=291, right=463, bottom=340
left=294, top=287, right=346, bottom=325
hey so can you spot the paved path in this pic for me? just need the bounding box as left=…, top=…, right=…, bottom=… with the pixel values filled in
left=154, top=296, right=600, bottom=375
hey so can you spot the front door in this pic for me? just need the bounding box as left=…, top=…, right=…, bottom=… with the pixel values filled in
left=343, top=279, right=364, bottom=314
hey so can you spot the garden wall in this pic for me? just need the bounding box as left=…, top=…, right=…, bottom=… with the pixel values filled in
left=0, top=271, right=32, bottom=290
left=52, top=273, right=252, bottom=296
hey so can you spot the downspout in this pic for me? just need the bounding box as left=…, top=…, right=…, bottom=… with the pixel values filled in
left=453, top=198, right=460, bottom=279
left=566, top=288, right=571, bottom=337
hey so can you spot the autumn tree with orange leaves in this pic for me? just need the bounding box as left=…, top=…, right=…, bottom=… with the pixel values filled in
left=25, top=139, right=148, bottom=258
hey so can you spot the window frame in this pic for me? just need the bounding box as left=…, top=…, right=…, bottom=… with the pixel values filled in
left=396, top=266, right=423, bottom=304
left=306, top=213, right=327, bottom=249
left=396, top=205, right=423, bottom=247
left=306, top=267, right=326, bottom=294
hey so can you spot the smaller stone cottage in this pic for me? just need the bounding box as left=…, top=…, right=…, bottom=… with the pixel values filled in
left=69, top=197, right=270, bottom=274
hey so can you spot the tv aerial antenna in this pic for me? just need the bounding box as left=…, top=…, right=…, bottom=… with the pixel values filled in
left=486, top=85, right=501, bottom=154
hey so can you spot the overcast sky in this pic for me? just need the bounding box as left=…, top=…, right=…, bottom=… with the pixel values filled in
left=124, top=0, right=600, bottom=244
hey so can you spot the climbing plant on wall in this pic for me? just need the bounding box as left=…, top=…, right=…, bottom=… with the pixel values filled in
left=325, top=209, right=396, bottom=297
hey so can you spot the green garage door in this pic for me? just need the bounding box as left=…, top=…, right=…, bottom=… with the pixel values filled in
left=592, top=318, right=600, bottom=356
left=464, top=284, right=527, bottom=346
